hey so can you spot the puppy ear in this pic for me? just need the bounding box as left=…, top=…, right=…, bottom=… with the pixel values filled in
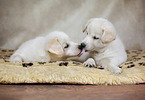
left=83, top=18, right=95, bottom=33
left=101, top=27, right=116, bottom=44
left=45, top=37, right=63, bottom=57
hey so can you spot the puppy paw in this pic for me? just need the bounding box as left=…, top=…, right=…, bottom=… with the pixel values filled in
left=83, top=58, right=96, bottom=67
left=10, top=56, right=22, bottom=63
left=109, top=67, right=122, bottom=74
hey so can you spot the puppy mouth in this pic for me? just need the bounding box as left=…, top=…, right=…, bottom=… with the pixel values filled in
left=78, top=48, right=87, bottom=57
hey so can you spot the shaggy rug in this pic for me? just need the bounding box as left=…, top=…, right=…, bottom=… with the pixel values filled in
left=0, top=49, right=145, bottom=85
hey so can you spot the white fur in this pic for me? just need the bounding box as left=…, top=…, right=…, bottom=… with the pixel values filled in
left=83, top=58, right=96, bottom=67
left=10, top=31, right=81, bottom=63
left=79, top=18, right=127, bottom=74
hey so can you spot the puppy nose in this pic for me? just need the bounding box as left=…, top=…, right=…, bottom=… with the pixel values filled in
left=78, top=43, right=86, bottom=50
left=81, top=43, right=86, bottom=48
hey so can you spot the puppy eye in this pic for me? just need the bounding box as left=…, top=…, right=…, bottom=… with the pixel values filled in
left=93, top=36, right=99, bottom=40
left=64, top=44, right=69, bottom=48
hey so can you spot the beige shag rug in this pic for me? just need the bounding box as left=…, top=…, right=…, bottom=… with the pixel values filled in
left=0, top=49, right=145, bottom=85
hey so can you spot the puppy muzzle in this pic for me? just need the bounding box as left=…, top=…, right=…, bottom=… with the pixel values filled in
left=78, top=43, right=86, bottom=50
left=78, top=43, right=87, bottom=57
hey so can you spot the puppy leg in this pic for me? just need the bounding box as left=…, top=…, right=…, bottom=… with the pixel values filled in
left=106, top=64, right=122, bottom=74
left=83, top=58, right=96, bottom=67
left=9, top=55, right=23, bottom=63
left=97, top=59, right=122, bottom=74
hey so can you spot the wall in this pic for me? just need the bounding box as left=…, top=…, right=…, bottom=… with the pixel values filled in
left=0, top=0, right=145, bottom=50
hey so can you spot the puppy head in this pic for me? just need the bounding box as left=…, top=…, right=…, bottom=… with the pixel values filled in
left=45, top=31, right=81, bottom=58
left=63, top=41, right=81, bottom=57
left=81, top=18, right=116, bottom=51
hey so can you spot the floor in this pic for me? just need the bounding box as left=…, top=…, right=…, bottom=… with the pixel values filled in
left=0, top=84, right=145, bottom=100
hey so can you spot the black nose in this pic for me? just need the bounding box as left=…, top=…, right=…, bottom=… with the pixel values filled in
left=78, top=43, right=86, bottom=50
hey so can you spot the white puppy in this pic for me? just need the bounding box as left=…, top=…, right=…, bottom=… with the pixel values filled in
left=10, top=31, right=81, bottom=63
left=78, top=18, right=127, bottom=74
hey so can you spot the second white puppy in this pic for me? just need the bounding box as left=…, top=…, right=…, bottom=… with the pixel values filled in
left=78, top=18, right=127, bottom=74
left=10, top=31, right=81, bottom=63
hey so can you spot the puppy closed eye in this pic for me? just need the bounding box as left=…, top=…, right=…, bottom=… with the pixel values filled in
left=93, top=36, right=99, bottom=40
left=64, top=44, right=69, bottom=48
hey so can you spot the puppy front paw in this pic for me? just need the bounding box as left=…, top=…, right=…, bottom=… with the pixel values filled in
left=9, top=56, right=22, bottom=63
left=83, top=58, right=96, bottom=67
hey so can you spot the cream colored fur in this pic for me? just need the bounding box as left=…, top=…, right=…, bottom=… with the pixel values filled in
left=0, top=61, right=145, bottom=85
left=79, top=18, right=127, bottom=74
left=9, top=31, right=81, bottom=62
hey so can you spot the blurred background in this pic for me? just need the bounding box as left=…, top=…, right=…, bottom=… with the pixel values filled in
left=0, top=0, right=145, bottom=50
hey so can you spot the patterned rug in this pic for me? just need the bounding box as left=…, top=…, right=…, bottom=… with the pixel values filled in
left=0, top=49, right=145, bottom=85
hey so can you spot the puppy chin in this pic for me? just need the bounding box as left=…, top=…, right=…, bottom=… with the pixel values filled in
left=65, top=53, right=79, bottom=57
